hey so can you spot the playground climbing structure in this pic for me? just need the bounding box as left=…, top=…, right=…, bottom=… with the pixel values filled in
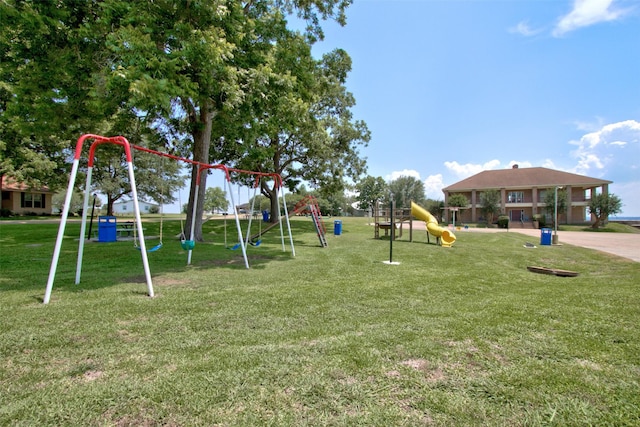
left=293, top=195, right=328, bottom=247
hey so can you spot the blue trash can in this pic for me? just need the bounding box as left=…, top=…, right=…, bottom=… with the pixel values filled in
left=334, top=220, right=342, bottom=236
left=540, top=227, right=552, bottom=246
left=262, top=210, right=269, bottom=222
left=98, top=216, right=117, bottom=242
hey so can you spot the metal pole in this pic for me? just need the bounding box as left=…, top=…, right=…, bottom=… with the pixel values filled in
left=44, top=159, right=81, bottom=304
left=75, top=167, right=93, bottom=284
left=554, top=186, right=559, bottom=244
left=87, top=194, right=97, bottom=240
left=128, top=159, right=154, bottom=298
left=389, top=195, right=394, bottom=263
left=280, top=186, right=295, bottom=256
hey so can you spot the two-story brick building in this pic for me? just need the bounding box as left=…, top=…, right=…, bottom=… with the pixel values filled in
left=442, top=165, right=612, bottom=225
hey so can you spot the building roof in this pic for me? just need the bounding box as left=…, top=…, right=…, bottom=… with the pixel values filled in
left=443, top=166, right=612, bottom=192
left=1, top=177, right=51, bottom=192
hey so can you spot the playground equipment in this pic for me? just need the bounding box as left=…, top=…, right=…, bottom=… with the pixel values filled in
left=292, top=195, right=327, bottom=247
left=44, top=133, right=294, bottom=304
left=44, top=134, right=155, bottom=304
left=410, top=201, right=456, bottom=247
left=373, top=203, right=411, bottom=240
left=134, top=160, right=164, bottom=252
left=178, top=192, right=195, bottom=250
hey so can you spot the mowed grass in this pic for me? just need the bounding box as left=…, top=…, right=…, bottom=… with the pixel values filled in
left=1, top=217, right=639, bottom=426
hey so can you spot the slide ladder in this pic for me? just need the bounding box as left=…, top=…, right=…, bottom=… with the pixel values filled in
left=293, top=195, right=328, bottom=248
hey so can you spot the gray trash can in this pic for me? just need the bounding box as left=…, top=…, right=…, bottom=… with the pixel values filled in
left=98, top=216, right=117, bottom=242
left=334, top=220, right=342, bottom=236
left=540, top=228, right=552, bottom=246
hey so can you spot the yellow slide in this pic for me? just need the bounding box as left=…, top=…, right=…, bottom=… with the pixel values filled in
left=410, top=201, right=456, bottom=247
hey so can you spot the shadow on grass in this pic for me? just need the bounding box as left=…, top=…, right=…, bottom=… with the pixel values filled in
left=0, top=219, right=312, bottom=296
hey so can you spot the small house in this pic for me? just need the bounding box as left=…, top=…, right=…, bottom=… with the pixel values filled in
left=112, top=200, right=159, bottom=215
left=1, top=177, right=54, bottom=215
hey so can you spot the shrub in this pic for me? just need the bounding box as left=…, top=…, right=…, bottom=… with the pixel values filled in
left=0, top=208, right=12, bottom=217
left=497, top=215, right=509, bottom=229
left=533, top=214, right=546, bottom=228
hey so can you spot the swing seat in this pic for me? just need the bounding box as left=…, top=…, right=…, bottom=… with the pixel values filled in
left=136, top=242, right=163, bottom=252
left=181, top=239, right=195, bottom=250
left=230, top=243, right=241, bottom=251
left=250, top=239, right=262, bottom=247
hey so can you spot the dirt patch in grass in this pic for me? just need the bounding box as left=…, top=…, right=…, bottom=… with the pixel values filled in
left=124, top=275, right=190, bottom=287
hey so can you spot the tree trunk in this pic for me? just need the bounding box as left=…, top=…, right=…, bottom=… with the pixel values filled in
left=107, top=195, right=114, bottom=216
left=261, top=180, right=280, bottom=223
left=185, top=102, right=215, bottom=241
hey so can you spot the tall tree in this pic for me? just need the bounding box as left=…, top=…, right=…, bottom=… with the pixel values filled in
left=215, top=36, right=369, bottom=221
left=588, top=193, right=622, bottom=229
left=0, top=1, right=186, bottom=209
left=0, top=1, right=112, bottom=187
left=1, top=0, right=355, bottom=239
left=104, top=0, right=355, bottom=238
left=543, top=187, right=568, bottom=226
left=479, top=189, right=501, bottom=225
left=203, top=187, right=228, bottom=214
left=355, top=176, right=387, bottom=211
left=447, top=193, right=468, bottom=208
left=388, top=176, right=425, bottom=208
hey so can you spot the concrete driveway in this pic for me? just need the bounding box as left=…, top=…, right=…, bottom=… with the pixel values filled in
left=464, top=227, right=640, bottom=262
left=404, top=221, right=639, bottom=262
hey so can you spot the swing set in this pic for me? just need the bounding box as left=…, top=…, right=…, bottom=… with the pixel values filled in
left=44, top=134, right=295, bottom=304
left=224, top=175, right=269, bottom=250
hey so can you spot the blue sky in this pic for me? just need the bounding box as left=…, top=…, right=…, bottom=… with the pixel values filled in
left=309, top=0, right=640, bottom=216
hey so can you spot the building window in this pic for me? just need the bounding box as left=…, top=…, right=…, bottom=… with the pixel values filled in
left=507, top=191, right=524, bottom=203
left=21, top=192, right=45, bottom=209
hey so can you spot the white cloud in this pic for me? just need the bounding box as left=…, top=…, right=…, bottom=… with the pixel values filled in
left=552, top=0, right=630, bottom=37
left=444, top=159, right=501, bottom=178
left=509, top=21, right=543, bottom=37
left=385, top=169, right=421, bottom=182
left=569, top=119, right=640, bottom=181
left=541, top=158, right=559, bottom=169
left=610, top=181, right=640, bottom=217
left=423, top=174, right=445, bottom=200
left=573, top=117, right=605, bottom=132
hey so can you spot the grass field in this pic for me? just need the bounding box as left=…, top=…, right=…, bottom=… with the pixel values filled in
left=1, top=217, right=639, bottom=426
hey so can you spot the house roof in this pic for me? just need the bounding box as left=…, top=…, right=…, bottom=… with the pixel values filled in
left=1, top=177, right=51, bottom=192
left=443, top=167, right=612, bottom=192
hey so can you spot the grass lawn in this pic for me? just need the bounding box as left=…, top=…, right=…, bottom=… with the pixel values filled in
left=1, top=217, right=639, bottom=426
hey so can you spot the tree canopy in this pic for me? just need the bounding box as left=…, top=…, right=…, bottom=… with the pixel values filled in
left=388, top=175, right=425, bottom=208
left=588, top=192, right=622, bottom=229
left=203, top=187, right=228, bottom=214
left=355, top=176, right=387, bottom=211
left=479, top=189, right=501, bottom=224
left=447, top=194, right=469, bottom=208
left=543, top=188, right=568, bottom=225
left=1, top=0, right=365, bottom=240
